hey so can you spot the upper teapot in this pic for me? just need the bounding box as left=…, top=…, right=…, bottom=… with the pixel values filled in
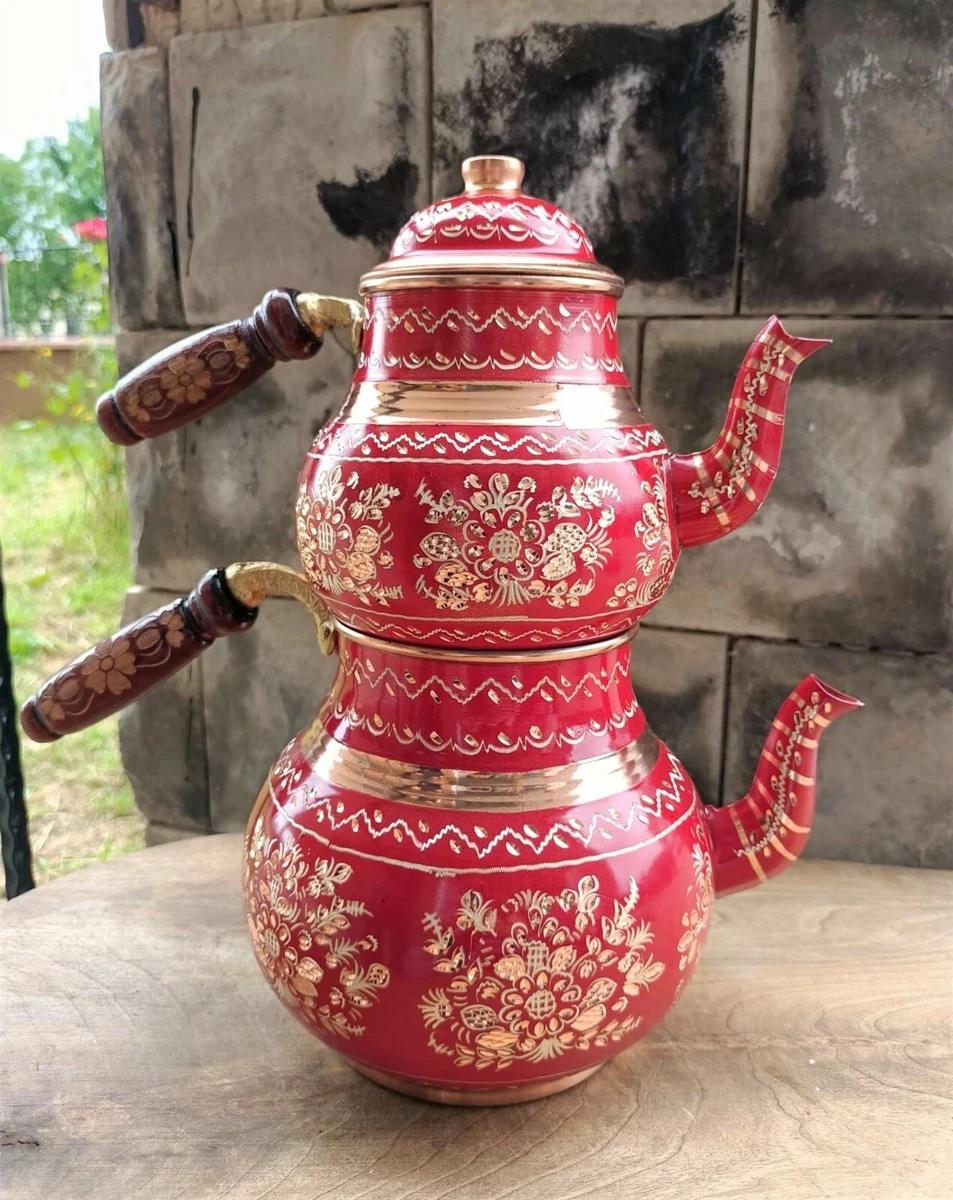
left=95, top=155, right=828, bottom=650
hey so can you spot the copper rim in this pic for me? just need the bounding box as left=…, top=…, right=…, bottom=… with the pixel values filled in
left=350, top=1060, right=604, bottom=1106
left=359, top=255, right=624, bottom=297
left=334, top=620, right=636, bottom=663
left=337, top=380, right=641, bottom=427
left=301, top=720, right=659, bottom=811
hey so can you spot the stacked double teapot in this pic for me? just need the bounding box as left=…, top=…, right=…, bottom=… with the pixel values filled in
left=22, top=157, right=860, bottom=1106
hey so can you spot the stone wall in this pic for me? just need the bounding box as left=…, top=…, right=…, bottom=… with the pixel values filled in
left=102, top=0, right=953, bottom=865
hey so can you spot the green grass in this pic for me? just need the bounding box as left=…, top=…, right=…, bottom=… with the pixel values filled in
left=2, top=403, right=144, bottom=885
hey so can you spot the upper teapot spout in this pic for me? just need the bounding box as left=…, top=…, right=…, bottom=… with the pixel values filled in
left=669, top=317, right=830, bottom=549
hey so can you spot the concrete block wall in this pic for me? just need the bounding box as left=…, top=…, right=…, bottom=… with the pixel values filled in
left=102, top=0, right=952, bottom=864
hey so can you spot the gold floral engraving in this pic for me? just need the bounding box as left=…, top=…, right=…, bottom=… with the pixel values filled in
left=35, top=605, right=188, bottom=725
left=608, top=475, right=676, bottom=611
left=125, top=334, right=251, bottom=424
left=739, top=690, right=822, bottom=857
left=393, top=198, right=593, bottom=255
left=687, top=341, right=786, bottom=512
left=679, top=828, right=714, bottom=972
left=244, top=816, right=389, bottom=1039
left=419, top=876, right=664, bottom=1069
left=296, top=466, right=403, bottom=606
left=414, top=472, right=618, bottom=611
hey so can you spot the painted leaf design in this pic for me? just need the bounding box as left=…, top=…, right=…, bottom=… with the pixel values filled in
left=494, top=955, right=527, bottom=981
left=461, top=1004, right=501, bottom=1032
left=623, top=956, right=666, bottom=996
left=582, top=977, right=617, bottom=1007
left=570, top=1004, right=606, bottom=1034
left=365, top=964, right=390, bottom=989
left=550, top=944, right=576, bottom=972
left=475, top=1028, right=519, bottom=1051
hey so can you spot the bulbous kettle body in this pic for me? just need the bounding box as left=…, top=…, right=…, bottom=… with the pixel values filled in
left=22, top=156, right=860, bottom=1106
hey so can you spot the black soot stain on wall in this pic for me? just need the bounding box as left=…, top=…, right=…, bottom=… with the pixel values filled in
left=316, top=28, right=420, bottom=251
left=434, top=12, right=743, bottom=298
left=317, top=159, right=420, bottom=252
left=745, top=0, right=953, bottom=310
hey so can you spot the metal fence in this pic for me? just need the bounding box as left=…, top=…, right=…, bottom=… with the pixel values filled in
left=0, top=246, right=110, bottom=340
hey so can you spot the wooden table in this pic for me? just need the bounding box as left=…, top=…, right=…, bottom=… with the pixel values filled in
left=1, top=836, right=950, bottom=1199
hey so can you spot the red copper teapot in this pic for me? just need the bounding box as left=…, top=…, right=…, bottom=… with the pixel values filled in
left=22, top=156, right=860, bottom=1106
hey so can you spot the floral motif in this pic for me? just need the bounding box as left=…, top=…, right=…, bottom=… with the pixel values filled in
left=687, top=340, right=785, bottom=511
left=38, top=675, right=81, bottom=724
left=123, top=335, right=251, bottom=424
left=157, top=609, right=185, bottom=648
left=125, top=381, right=165, bottom=423
left=419, top=875, right=664, bottom=1070
left=81, top=638, right=137, bottom=695
left=33, top=605, right=193, bottom=731
left=678, top=832, right=714, bottom=972
left=207, top=333, right=250, bottom=374
left=162, top=354, right=212, bottom=406
left=608, top=475, right=676, bottom=612
left=296, top=466, right=403, bottom=606
left=414, top=473, right=617, bottom=611
left=244, top=816, right=390, bottom=1039
left=742, top=690, right=823, bottom=856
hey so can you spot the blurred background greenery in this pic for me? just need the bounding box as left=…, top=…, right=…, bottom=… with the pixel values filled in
left=2, top=111, right=143, bottom=884
left=0, top=110, right=109, bottom=336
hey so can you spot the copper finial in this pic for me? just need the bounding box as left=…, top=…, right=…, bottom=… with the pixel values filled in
left=461, top=155, right=525, bottom=195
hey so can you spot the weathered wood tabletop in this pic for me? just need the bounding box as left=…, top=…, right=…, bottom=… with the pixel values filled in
left=1, top=835, right=950, bottom=1200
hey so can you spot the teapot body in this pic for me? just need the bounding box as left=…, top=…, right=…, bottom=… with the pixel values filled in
left=21, top=155, right=855, bottom=1107
left=296, top=287, right=678, bottom=648
left=242, top=631, right=713, bottom=1103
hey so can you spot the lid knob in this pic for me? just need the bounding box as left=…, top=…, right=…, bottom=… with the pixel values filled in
left=461, top=155, right=525, bottom=195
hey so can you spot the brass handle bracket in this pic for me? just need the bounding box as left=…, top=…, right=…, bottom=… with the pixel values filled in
left=225, top=562, right=338, bottom=656
left=295, top=294, right=365, bottom=356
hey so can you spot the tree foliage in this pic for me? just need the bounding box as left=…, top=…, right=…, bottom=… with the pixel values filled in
left=0, top=109, right=109, bottom=335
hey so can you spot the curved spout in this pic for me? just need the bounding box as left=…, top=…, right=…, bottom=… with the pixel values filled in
left=670, top=317, right=830, bottom=549
left=703, top=676, right=862, bottom=896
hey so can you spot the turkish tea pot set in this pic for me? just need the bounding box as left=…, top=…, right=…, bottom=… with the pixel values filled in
left=22, top=156, right=860, bottom=1106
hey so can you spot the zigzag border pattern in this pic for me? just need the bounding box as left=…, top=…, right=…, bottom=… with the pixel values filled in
left=310, top=425, right=666, bottom=460
left=343, top=658, right=632, bottom=707
left=357, top=350, right=625, bottom=375
left=365, top=304, right=618, bottom=337
left=272, top=752, right=692, bottom=862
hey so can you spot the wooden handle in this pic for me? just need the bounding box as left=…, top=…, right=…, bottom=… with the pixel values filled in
left=20, top=570, right=259, bottom=742
left=96, top=289, right=322, bottom=445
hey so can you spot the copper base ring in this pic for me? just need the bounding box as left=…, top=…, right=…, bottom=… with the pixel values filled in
left=350, top=1061, right=604, bottom=1107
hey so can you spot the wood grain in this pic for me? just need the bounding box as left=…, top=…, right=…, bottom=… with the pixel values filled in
left=95, top=289, right=322, bottom=444
left=19, top=570, right=258, bottom=742
left=0, top=836, right=950, bottom=1199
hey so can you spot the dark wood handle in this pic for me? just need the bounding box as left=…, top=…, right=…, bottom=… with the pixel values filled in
left=96, top=288, right=322, bottom=444
left=20, top=570, right=259, bottom=742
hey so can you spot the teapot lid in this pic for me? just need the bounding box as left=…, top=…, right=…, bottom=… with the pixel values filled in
left=359, top=156, right=623, bottom=297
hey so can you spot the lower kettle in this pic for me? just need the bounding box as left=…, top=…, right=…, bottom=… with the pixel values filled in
left=21, top=561, right=860, bottom=1105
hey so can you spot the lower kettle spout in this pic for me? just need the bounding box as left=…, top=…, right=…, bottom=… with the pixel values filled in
left=704, top=676, right=862, bottom=896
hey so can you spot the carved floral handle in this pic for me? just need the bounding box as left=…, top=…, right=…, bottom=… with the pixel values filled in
left=96, top=290, right=364, bottom=445
left=20, top=564, right=335, bottom=743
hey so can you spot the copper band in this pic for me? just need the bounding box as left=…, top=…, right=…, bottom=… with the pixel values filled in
left=350, top=1060, right=603, bottom=1105
left=337, top=381, right=641, bottom=427
left=360, top=255, right=623, bottom=297
left=302, top=719, right=660, bottom=811
left=335, top=620, right=636, bottom=663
